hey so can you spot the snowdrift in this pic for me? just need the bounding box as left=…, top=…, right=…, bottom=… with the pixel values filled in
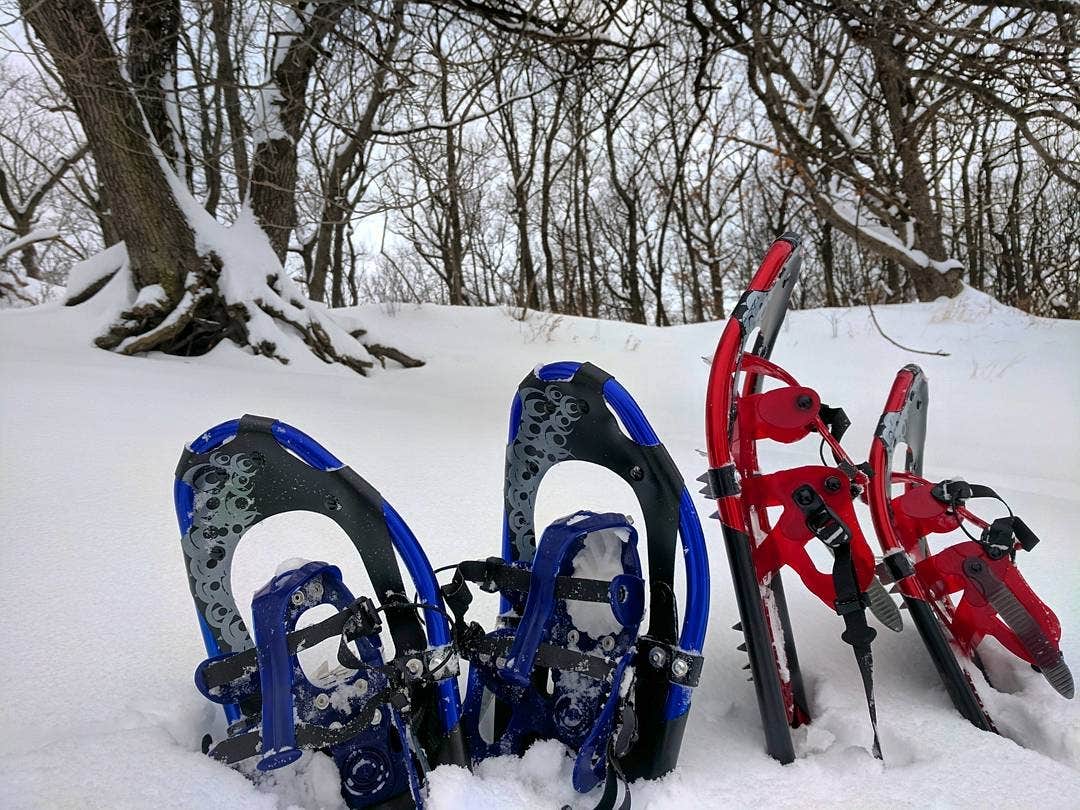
left=1, top=289, right=1078, bottom=808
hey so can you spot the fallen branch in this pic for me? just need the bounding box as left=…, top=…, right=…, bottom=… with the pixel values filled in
left=364, top=343, right=424, bottom=368
left=866, top=300, right=950, bottom=357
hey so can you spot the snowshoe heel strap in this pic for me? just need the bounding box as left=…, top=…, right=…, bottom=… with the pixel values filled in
left=573, top=652, right=635, bottom=793
left=794, top=484, right=881, bottom=758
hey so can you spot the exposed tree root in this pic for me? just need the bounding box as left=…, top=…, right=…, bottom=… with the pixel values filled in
left=83, top=252, right=408, bottom=375
left=364, top=343, right=425, bottom=369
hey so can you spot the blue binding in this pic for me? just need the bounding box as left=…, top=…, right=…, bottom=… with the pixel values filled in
left=194, top=560, right=421, bottom=806
left=464, top=511, right=644, bottom=793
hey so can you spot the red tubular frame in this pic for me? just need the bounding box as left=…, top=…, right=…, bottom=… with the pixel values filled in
left=705, top=234, right=884, bottom=756
left=868, top=368, right=1064, bottom=670
left=708, top=240, right=1072, bottom=759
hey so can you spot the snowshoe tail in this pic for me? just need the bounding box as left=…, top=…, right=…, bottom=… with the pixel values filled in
left=449, top=362, right=709, bottom=801
left=704, top=233, right=885, bottom=762
left=175, top=415, right=467, bottom=808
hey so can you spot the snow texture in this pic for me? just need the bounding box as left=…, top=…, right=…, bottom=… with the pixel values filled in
left=1, top=289, right=1078, bottom=808
left=0, top=228, right=60, bottom=260
left=567, top=526, right=631, bottom=639
left=63, top=242, right=128, bottom=303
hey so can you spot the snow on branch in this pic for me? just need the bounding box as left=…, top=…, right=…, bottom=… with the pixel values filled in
left=0, top=227, right=60, bottom=261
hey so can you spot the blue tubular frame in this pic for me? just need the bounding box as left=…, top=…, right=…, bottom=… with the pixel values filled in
left=175, top=418, right=460, bottom=731
left=382, top=502, right=461, bottom=728
left=501, top=362, right=710, bottom=720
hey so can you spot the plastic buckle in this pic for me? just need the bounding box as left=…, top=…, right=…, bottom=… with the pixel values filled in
left=979, top=517, right=1016, bottom=560
left=931, top=478, right=972, bottom=507
left=343, top=596, right=382, bottom=641
left=793, top=484, right=851, bottom=548
left=834, top=592, right=867, bottom=616
left=819, top=404, right=851, bottom=442
left=480, top=557, right=506, bottom=593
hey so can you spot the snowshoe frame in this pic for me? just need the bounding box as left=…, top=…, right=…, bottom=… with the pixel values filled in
left=174, top=415, right=467, bottom=806
left=703, top=234, right=885, bottom=762
left=867, top=365, right=1073, bottom=725
left=444, top=361, right=710, bottom=799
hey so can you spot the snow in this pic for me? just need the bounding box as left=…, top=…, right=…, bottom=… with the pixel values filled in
left=64, top=242, right=129, bottom=304
left=566, top=525, right=632, bottom=639
left=1, top=288, right=1079, bottom=808
left=0, top=228, right=60, bottom=260
left=132, top=283, right=168, bottom=310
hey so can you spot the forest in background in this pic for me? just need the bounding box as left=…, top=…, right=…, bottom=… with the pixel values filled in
left=1, top=2, right=1076, bottom=366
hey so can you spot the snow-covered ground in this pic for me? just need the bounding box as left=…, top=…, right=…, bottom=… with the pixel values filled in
left=1, top=289, right=1078, bottom=808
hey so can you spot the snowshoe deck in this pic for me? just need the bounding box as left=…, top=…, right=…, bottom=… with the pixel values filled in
left=443, top=361, right=710, bottom=805
left=174, top=415, right=466, bottom=808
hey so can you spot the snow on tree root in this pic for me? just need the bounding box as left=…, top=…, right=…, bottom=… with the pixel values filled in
left=70, top=200, right=420, bottom=373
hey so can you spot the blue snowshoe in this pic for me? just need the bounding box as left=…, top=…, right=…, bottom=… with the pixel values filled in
left=174, top=415, right=466, bottom=808
left=442, top=362, right=710, bottom=807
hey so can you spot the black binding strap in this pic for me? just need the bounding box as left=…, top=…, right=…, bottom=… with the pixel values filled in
left=202, top=595, right=458, bottom=698
left=468, top=632, right=617, bottom=680
left=209, top=686, right=397, bottom=765
left=439, top=563, right=651, bottom=683
left=590, top=705, right=636, bottom=810
left=454, top=557, right=618, bottom=603
left=930, top=479, right=1041, bottom=559
left=831, top=537, right=882, bottom=759
left=201, top=596, right=383, bottom=690
left=793, top=484, right=882, bottom=760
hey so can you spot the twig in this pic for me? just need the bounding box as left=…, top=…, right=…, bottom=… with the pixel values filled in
left=866, top=300, right=950, bottom=357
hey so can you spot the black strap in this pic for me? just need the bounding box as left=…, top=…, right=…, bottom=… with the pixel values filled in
left=208, top=686, right=395, bottom=765
left=794, top=484, right=881, bottom=760
left=832, top=539, right=882, bottom=760
left=576, top=685, right=636, bottom=810
left=818, top=403, right=851, bottom=442
left=455, top=557, right=616, bottom=603
left=930, top=478, right=1001, bottom=507
left=202, top=596, right=383, bottom=690
left=592, top=734, right=633, bottom=810
left=468, top=634, right=617, bottom=680
left=335, top=638, right=458, bottom=685
left=930, top=479, right=1040, bottom=558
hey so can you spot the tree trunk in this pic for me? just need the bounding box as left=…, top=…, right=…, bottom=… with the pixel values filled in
left=210, top=0, right=250, bottom=201
left=869, top=36, right=963, bottom=301
left=23, top=0, right=405, bottom=373
left=309, top=0, right=405, bottom=304
left=126, top=0, right=185, bottom=172
left=821, top=219, right=838, bottom=306
left=22, top=0, right=205, bottom=308
left=248, top=1, right=348, bottom=262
